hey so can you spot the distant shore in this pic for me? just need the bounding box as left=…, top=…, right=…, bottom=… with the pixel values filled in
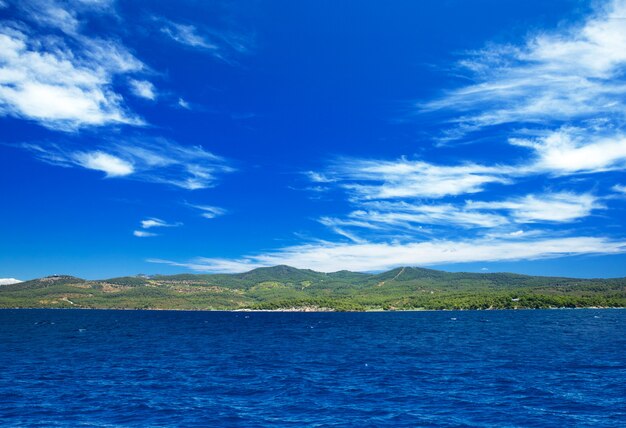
left=3, top=267, right=624, bottom=311
left=1, top=306, right=624, bottom=312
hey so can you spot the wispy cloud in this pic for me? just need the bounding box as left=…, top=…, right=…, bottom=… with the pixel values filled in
left=16, top=0, right=85, bottom=34
left=317, top=217, right=370, bottom=244
left=15, top=0, right=118, bottom=34
left=510, top=128, right=626, bottom=175
left=0, top=1, right=147, bottom=130
left=306, top=171, right=336, bottom=183
left=297, top=1, right=625, bottom=259
left=160, top=20, right=218, bottom=50
left=133, top=230, right=157, bottom=238
left=150, top=235, right=626, bottom=273
left=466, top=192, right=604, bottom=223
left=73, top=151, right=134, bottom=177
left=334, top=201, right=509, bottom=230
left=129, top=79, right=157, bottom=100
left=177, top=98, right=190, bottom=109
left=413, top=0, right=626, bottom=190
left=320, top=157, right=510, bottom=199
left=134, top=217, right=181, bottom=238
left=315, top=191, right=601, bottom=242
left=306, top=131, right=626, bottom=203
left=149, top=257, right=259, bottom=273
left=423, top=0, right=626, bottom=143
left=186, top=203, right=227, bottom=219
left=146, top=1, right=626, bottom=274
left=157, top=17, right=250, bottom=63
left=22, top=137, right=234, bottom=189
left=140, top=218, right=182, bottom=229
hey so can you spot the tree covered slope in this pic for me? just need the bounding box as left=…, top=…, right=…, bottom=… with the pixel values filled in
left=1, top=266, right=625, bottom=311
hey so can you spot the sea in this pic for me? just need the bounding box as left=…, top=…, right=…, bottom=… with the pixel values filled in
left=0, top=309, right=624, bottom=427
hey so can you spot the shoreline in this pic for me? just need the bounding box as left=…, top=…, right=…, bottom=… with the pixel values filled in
left=0, top=306, right=624, bottom=313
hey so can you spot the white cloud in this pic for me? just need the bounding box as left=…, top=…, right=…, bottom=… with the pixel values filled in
left=134, top=218, right=181, bottom=238
left=23, top=138, right=234, bottom=189
left=129, top=79, right=156, bottom=100
left=140, top=218, right=182, bottom=229
left=0, top=9, right=146, bottom=130
left=14, top=0, right=79, bottom=34
left=16, top=0, right=121, bottom=30
left=0, top=278, right=22, bottom=285
left=72, top=0, right=115, bottom=8
left=73, top=151, right=134, bottom=177
left=157, top=17, right=250, bottom=63
left=321, top=158, right=510, bottom=199
left=187, top=204, right=226, bottom=219
left=346, top=201, right=508, bottom=228
left=133, top=230, right=157, bottom=238
left=160, top=20, right=217, bottom=50
left=306, top=171, right=335, bottom=183
left=302, top=2, right=626, bottom=249
left=148, top=257, right=259, bottom=273
left=318, top=205, right=505, bottom=240
left=467, top=192, right=603, bottom=223
left=149, top=235, right=626, bottom=273
left=15, top=0, right=118, bottom=33
left=296, top=3, right=626, bottom=266
left=424, top=0, right=626, bottom=138
left=613, top=184, right=626, bottom=194
left=177, top=98, right=190, bottom=109
left=511, top=128, right=626, bottom=175
left=313, top=191, right=599, bottom=242
left=415, top=0, right=626, bottom=192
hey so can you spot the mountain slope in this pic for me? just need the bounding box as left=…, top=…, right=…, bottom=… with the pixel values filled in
left=1, top=266, right=625, bottom=311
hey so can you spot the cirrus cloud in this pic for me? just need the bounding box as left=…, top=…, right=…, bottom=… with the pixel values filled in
left=22, top=137, right=234, bottom=189
left=466, top=192, right=604, bottom=223
left=423, top=0, right=626, bottom=143
left=149, top=235, right=626, bottom=273
left=0, top=6, right=146, bottom=130
left=72, top=151, right=134, bottom=177
left=321, top=157, right=511, bottom=200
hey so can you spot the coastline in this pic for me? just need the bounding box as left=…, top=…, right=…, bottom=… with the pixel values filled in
left=1, top=306, right=624, bottom=313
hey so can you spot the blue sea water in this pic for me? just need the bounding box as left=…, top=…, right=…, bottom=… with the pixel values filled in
left=0, top=309, right=624, bottom=427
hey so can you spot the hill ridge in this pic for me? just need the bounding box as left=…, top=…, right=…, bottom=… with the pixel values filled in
left=2, top=265, right=624, bottom=311
left=8, top=264, right=626, bottom=284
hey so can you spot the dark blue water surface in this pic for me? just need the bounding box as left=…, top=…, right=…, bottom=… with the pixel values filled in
left=0, top=309, right=625, bottom=427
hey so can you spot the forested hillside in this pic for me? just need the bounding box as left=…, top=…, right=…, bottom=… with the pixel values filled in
left=1, top=266, right=624, bottom=311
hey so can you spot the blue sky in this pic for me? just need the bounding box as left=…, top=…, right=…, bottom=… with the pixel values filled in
left=1, top=0, right=626, bottom=281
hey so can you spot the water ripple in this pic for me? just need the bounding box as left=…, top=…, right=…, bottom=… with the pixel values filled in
left=0, top=309, right=624, bottom=427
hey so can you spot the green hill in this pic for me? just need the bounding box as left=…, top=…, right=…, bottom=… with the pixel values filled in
left=1, top=267, right=624, bottom=311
